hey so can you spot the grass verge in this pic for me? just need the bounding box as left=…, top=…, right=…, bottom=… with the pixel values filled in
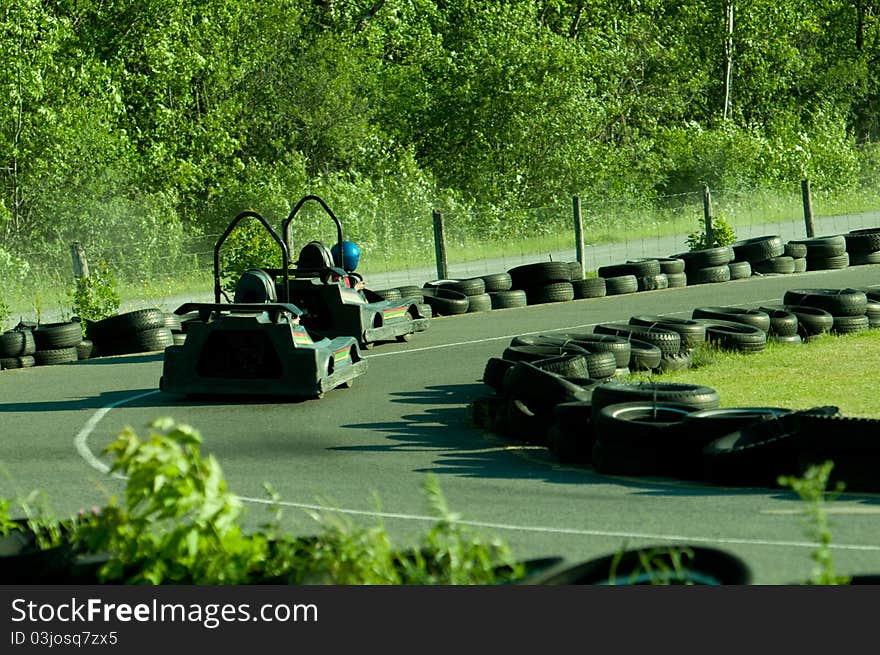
left=630, top=329, right=880, bottom=418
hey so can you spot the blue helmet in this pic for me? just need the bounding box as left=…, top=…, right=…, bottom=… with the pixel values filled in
left=331, top=240, right=360, bottom=272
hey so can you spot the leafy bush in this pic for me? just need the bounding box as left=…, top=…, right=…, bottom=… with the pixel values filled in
left=69, top=262, right=120, bottom=328
left=71, top=418, right=525, bottom=585
left=686, top=213, right=736, bottom=251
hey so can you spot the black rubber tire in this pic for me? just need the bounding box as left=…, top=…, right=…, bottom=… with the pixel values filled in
left=482, top=357, right=516, bottom=393
left=731, top=235, right=784, bottom=263
left=844, top=229, right=880, bottom=254
left=831, top=314, right=870, bottom=335
left=590, top=381, right=721, bottom=420
left=866, top=301, right=880, bottom=325
left=792, top=257, right=807, bottom=273
left=673, top=246, right=734, bottom=270
left=697, top=319, right=768, bottom=353
left=806, top=252, right=850, bottom=270
left=691, top=306, right=772, bottom=333
left=97, top=327, right=175, bottom=356
left=656, top=351, right=693, bottom=373
left=507, top=262, right=571, bottom=288
left=594, top=401, right=694, bottom=447
left=548, top=401, right=594, bottom=464
left=568, top=261, right=586, bottom=281
left=32, top=321, right=83, bottom=350
left=627, top=316, right=707, bottom=352
left=521, top=332, right=632, bottom=368
left=686, top=264, right=731, bottom=285
left=789, top=235, right=847, bottom=258
left=1, top=355, right=35, bottom=369
left=755, top=307, right=800, bottom=337
left=572, top=277, right=606, bottom=299
left=665, top=271, right=688, bottom=287
left=374, top=287, right=403, bottom=301
left=849, top=251, right=880, bottom=266
left=87, top=309, right=167, bottom=341
left=465, top=292, right=493, bottom=313
left=603, top=275, right=638, bottom=295
left=421, top=287, right=470, bottom=316
left=753, top=256, right=796, bottom=275
left=627, top=339, right=663, bottom=371
left=0, top=329, right=36, bottom=358
left=701, top=412, right=808, bottom=487
left=769, top=334, right=803, bottom=345
left=782, top=288, right=868, bottom=317
left=531, top=353, right=590, bottom=379
left=488, top=290, right=527, bottom=309
left=76, top=340, right=95, bottom=360
left=396, top=285, right=424, bottom=299
left=636, top=273, right=669, bottom=291
left=502, top=343, right=588, bottom=363
left=479, top=273, right=513, bottom=292
left=781, top=304, right=835, bottom=337
left=656, top=257, right=686, bottom=275
left=593, top=322, right=682, bottom=357
left=783, top=242, right=808, bottom=259
left=599, top=260, right=660, bottom=278
left=532, top=544, right=752, bottom=585
left=525, top=282, right=574, bottom=305
left=727, top=261, right=753, bottom=280
left=444, top=278, right=486, bottom=297
left=471, top=394, right=505, bottom=430
left=33, top=347, right=79, bottom=366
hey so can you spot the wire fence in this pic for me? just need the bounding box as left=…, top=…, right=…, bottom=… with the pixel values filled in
left=4, top=183, right=880, bottom=320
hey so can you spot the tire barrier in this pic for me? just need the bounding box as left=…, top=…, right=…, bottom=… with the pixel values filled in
left=473, top=283, right=880, bottom=492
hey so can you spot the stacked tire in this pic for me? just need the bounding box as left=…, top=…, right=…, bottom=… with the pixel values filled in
left=598, top=260, right=667, bottom=293
left=789, top=235, right=849, bottom=271
left=507, top=262, right=574, bottom=305
left=0, top=325, right=37, bottom=370
left=31, top=321, right=84, bottom=365
left=731, top=235, right=794, bottom=276
left=844, top=228, right=880, bottom=266
left=86, top=309, right=175, bottom=356
left=782, top=288, right=870, bottom=336
left=673, top=246, right=734, bottom=285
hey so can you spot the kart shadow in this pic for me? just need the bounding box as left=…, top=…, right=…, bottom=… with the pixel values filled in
left=334, top=383, right=880, bottom=505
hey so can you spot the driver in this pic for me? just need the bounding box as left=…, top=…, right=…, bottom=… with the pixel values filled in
left=330, top=240, right=366, bottom=292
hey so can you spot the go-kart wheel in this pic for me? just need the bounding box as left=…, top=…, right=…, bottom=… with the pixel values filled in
left=396, top=332, right=413, bottom=342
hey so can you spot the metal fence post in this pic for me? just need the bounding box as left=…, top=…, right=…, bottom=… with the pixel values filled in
left=432, top=209, right=449, bottom=280
left=572, top=196, right=585, bottom=278
left=70, top=242, right=89, bottom=279
left=702, top=185, right=714, bottom=247
left=801, top=179, right=816, bottom=238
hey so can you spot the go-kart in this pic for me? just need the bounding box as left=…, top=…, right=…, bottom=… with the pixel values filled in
left=258, top=195, right=430, bottom=349
left=159, top=210, right=368, bottom=399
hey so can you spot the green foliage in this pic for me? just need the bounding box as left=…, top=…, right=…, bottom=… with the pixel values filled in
left=69, top=262, right=120, bottom=326
left=686, top=213, right=736, bottom=251
left=778, top=461, right=850, bottom=585
left=219, top=220, right=284, bottom=294
left=70, top=419, right=525, bottom=585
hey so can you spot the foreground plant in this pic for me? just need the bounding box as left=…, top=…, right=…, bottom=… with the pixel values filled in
left=778, top=461, right=850, bottom=585
left=71, top=418, right=525, bottom=585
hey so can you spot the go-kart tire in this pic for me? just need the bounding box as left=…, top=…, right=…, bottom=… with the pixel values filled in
left=732, top=235, right=784, bottom=263
left=507, top=262, right=571, bottom=288
left=753, top=256, right=795, bottom=275
left=87, top=309, right=167, bottom=341
left=782, top=288, right=868, bottom=317
left=602, top=275, right=638, bottom=296
left=465, top=292, right=492, bottom=313
left=627, top=339, right=663, bottom=371
left=421, top=288, right=469, bottom=316
left=593, top=322, right=681, bottom=357
left=525, top=282, right=574, bottom=305
left=691, top=306, right=772, bottom=333
left=756, top=307, right=800, bottom=337
left=627, top=316, right=707, bottom=352
left=590, top=381, right=720, bottom=421
left=479, top=273, right=513, bottom=292
left=727, top=260, right=753, bottom=280
left=686, top=264, right=731, bottom=285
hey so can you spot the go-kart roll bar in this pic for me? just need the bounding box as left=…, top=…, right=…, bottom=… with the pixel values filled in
left=282, top=195, right=345, bottom=269
left=213, top=210, right=291, bottom=303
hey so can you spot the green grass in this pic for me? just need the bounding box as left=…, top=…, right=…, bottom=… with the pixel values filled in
left=630, top=329, right=880, bottom=418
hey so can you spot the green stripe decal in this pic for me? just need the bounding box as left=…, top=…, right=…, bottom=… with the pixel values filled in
left=332, top=347, right=350, bottom=361
left=383, top=307, right=407, bottom=320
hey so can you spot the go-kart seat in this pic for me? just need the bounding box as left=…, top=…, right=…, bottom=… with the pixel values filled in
left=234, top=268, right=278, bottom=303
left=296, top=241, right=335, bottom=275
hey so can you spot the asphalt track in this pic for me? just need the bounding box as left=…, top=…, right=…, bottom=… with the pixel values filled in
left=2, top=263, right=880, bottom=584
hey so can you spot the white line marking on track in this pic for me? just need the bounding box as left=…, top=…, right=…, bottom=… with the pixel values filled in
left=364, top=296, right=785, bottom=358
left=74, top=389, right=160, bottom=479
left=74, top=383, right=880, bottom=554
